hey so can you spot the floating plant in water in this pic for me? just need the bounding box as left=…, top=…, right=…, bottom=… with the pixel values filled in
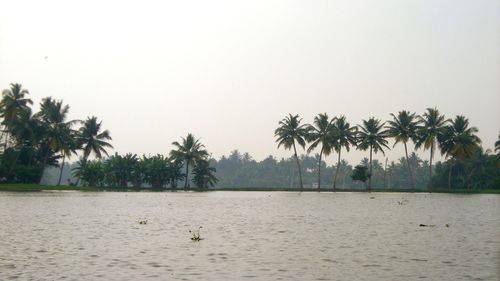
left=397, top=199, right=409, bottom=205
left=189, top=226, right=203, bottom=241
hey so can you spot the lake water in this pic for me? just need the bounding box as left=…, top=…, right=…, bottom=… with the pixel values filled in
left=0, top=191, right=498, bottom=280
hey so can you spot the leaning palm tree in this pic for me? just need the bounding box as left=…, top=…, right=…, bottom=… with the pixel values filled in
left=415, top=108, right=449, bottom=184
left=306, top=113, right=335, bottom=191
left=275, top=114, right=309, bottom=191
left=357, top=117, right=389, bottom=191
left=332, top=116, right=358, bottom=191
left=78, top=116, right=113, bottom=162
left=438, top=115, right=481, bottom=189
left=386, top=110, right=420, bottom=191
left=0, top=83, right=33, bottom=150
left=170, top=133, right=209, bottom=189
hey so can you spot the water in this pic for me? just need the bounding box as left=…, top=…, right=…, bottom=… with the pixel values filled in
left=0, top=191, right=498, bottom=280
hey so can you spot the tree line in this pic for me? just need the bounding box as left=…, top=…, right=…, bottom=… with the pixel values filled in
left=275, top=112, right=500, bottom=191
left=0, top=83, right=217, bottom=189
left=72, top=134, right=217, bottom=189
left=2, top=83, right=498, bottom=191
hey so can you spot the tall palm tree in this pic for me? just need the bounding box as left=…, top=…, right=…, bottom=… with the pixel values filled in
left=332, top=116, right=358, bottom=191
left=357, top=117, right=389, bottom=191
left=0, top=83, right=33, bottom=150
left=170, top=133, right=209, bottom=189
left=275, top=114, right=309, bottom=190
left=415, top=108, right=449, bottom=185
left=306, top=113, right=335, bottom=191
left=438, top=115, right=481, bottom=189
left=35, top=97, right=78, bottom=184
left=386, top=110, right=420, bottom=191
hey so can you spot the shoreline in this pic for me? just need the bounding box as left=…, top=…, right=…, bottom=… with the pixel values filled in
left=0, top=184, right=499, bottom=194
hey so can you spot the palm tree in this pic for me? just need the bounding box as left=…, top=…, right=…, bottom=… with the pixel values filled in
left=170, top=133, right=209, bottom=189
left=386, top=110, right=420, bottom=191
left=306, top=113, right=335, bottom=191
left=357, top=117, right=389, bottom=191
left=74, top=116, right=113, bottom=186
left=275, top=114, right=309, bottom=190
left=438, top=115, right=481, bottom=189
left=332, top=116, right=358, bottom=191
left=415, top=108, right=449, bottom=185
left=35, top=97, right=79, bottom=184
left=0, top=83, right=33, bottom=150
left=78, top=116, right=113, bottom=162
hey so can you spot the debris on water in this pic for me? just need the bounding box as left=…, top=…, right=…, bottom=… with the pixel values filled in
left=139, top=220, right=148, bottom=225
left=445, top=224, right=450, bottom=227
left=369, top=196, right=375, bottom=199
left=419, top=224, right=436, bottom=227
left=189, top=226, right=204, bottom=241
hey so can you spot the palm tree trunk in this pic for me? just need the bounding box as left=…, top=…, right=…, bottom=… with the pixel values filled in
left=292, top=142, right=303, bottom=191
left=333, top=149, right=341, bottom=192
left=448, top=161, right=452, bottom=190
left=368, top=145, right=373, bottom=192
left=184, top=161, right=189, bottom=189
left=317, top=148, right=323, bottom=192
left=3, top=131, right=9, bottom=151
left=58, top=151, right=66, bottom=186
left=429, top=144, right=434, bottom=192
left=404, top=142, right=415, bottom=191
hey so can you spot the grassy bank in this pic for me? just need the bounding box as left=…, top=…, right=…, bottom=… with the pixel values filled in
left=0, top=184, right=499, bottom=194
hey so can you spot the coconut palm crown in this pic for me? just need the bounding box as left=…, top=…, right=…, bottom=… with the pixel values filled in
left=78, top=116, right=113, bottom=161
left=275, top=114, right=309, bottom=190
left=170, top=133, right=209, bottom=188
left=0, top=83, right=33, bottom=149
left=415, top=107, right=449, bottom=182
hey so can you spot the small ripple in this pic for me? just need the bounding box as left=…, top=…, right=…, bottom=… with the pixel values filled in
left=410, top=258, right=428, bottom=262
left=362, top=264, right=381, bottom=267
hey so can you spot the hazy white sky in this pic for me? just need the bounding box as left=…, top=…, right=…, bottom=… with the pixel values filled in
left=1, top=0, right=499, bottom=165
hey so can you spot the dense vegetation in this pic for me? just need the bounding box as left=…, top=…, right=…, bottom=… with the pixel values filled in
left=1, top=83, right=498, bottom=191
left=0, top=83, right=217, bottom=189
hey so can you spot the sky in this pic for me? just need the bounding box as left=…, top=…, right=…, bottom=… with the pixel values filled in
left=0, top=0, right=499, bottom=165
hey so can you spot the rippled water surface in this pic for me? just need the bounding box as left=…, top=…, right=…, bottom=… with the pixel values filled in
left=0, top=191, right=499, bottom=280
